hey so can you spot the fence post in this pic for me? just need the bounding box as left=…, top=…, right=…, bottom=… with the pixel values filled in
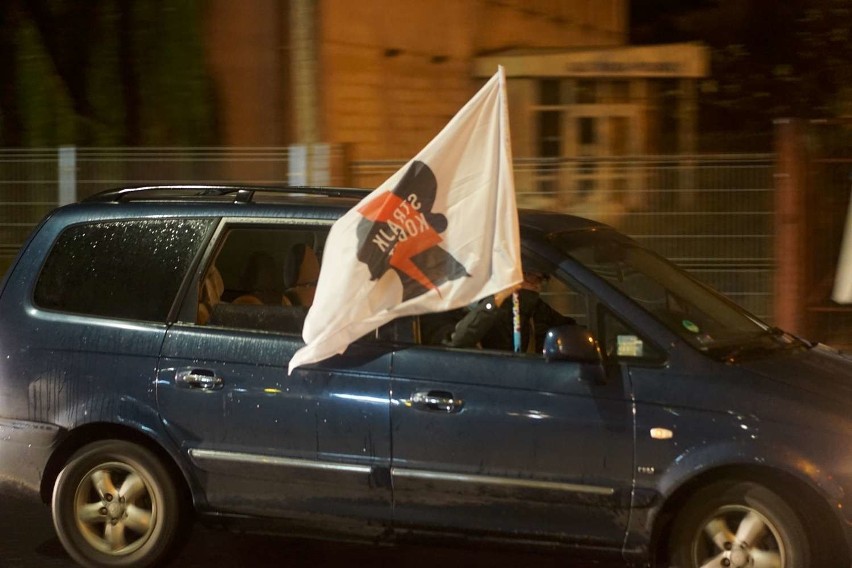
left=773, top=120, right=806, bottom=334
left=288, top=144, right=308, bottom=185
left=289, top=143, right=348, bottom=186
left=58, top=145, right=76, bottom=205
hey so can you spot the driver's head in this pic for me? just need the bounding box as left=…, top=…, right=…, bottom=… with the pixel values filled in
left=521, top=257, right=550, bottom=291
left=522, top=270, right=547, bottom=291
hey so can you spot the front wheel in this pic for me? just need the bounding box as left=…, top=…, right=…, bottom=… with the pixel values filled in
left=667, top=480, right=810, bottom=568
left=52, top=440, right=189, bottom=568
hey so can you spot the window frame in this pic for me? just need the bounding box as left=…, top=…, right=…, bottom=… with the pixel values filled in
left=32, top=216, right=216, bottom=324
left=393, top=252, right=599, bottom=359
left=598, top=304, right=668, bottom=367
left=175, top=217, right=334, bottom=335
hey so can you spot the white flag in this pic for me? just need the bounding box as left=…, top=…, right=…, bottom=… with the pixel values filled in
left=289, top=67, right=521, bottom=373
left=833, top=186, right=852, bottom=302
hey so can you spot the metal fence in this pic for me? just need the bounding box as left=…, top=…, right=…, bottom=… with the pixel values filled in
left=353, top=154, right=776, bottom=320
left=776, top=119, right=852, bottom=347
left=0, top=148, right=775, bottom=321
left=0, top=149, right=62, bottom=269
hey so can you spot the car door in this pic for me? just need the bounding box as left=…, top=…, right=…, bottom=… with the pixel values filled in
left=157, top=221, right=393, bottom=531
left=388, top=272, right=635, bottom=549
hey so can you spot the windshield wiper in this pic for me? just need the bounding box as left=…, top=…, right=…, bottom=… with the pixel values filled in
left=711, top=327, right=806, bottom=362
left=767, top=326, right=813, bottom=348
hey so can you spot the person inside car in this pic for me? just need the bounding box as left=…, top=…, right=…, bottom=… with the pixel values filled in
left=443, top=266, right=574, bottom=353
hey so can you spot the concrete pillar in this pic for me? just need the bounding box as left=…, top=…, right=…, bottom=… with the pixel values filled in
left=291, top=0, right=320, bottom=145
left=58, top=146, right=76, bottom=205
left=204, top=0, right=286, bottom=147
left=774, top=119, right=807, bottom=333
left=678, top=78, right=697, bottom=208
left=679, top=79, right=697, bottom=155
left=626, top=79, right=651, bottom=211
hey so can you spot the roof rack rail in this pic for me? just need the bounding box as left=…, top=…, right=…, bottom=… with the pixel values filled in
left=84, top=184, right=372, bottom=203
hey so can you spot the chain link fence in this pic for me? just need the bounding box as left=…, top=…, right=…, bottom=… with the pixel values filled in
left=353, top=154, right=775, bottom=321
left=0, top=148, right=775, bottom=322
left=0, top=149, right=62, bottom=270
left=776, top=119, right=852, bottom=347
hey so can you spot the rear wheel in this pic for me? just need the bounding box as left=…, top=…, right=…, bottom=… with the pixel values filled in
left=52, top=440, right=188, bottom=568
left=667, top=480, right=810, bottom=568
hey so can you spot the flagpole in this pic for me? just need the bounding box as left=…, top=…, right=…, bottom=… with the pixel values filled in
left=512, top=290, right=521, bottom=352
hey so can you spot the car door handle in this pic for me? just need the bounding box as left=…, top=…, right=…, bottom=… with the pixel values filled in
left=175, top=368, right=223, bottom=391
left=407, top=390, right=464, bottom=413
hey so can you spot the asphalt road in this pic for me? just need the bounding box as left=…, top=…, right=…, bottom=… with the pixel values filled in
left=0, top=482, right=618, bottom=568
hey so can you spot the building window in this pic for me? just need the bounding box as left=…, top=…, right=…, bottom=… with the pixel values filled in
left=539, top=111, right=561, bottom=157
left=537, top=79, right=564, bottom=158
left=610, top=80, right=630, bottom=103
left=579, top=117, right=596, bottom=146
left=539, top=79, right=561, bottom=106
left=575, top=80, right=596, bottom=104
left=535, top=79, right=566, bottom=194
left=659, top=79, right=680, bottom=153
left=578, top=159, right=597, bottom=196
left=610, top=116, right=628, bottom=156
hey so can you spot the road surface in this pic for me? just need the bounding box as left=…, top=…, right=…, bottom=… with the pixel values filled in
left=0, top=482, right=618, bottom=568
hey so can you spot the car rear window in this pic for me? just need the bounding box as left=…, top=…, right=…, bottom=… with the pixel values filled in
left=34, top=218, right=213, bottom=322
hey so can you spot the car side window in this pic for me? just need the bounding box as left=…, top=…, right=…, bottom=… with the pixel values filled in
left=415, top=270, right=592, bottom=356
left=34, top=218, right=213, bottom=322
left=540, top=275, right=589, bottom=328
left=196, top=225, right=326, bottom=335
left=600, top=306, right=666, bottom=364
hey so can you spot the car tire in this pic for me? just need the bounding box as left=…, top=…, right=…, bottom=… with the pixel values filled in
left=52, top=440, right=188, bottom=568
left=667, top=480, right=810, bottom=568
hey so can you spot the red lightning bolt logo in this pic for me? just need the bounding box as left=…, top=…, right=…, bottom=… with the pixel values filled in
left=358, top=192, right=444, bottom=294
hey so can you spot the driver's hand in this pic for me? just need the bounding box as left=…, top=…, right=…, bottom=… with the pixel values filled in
left=494, top=284, right=522, bottom=307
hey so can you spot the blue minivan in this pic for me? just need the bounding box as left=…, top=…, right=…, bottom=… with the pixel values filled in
left=0, top=185, right=850, bottom=568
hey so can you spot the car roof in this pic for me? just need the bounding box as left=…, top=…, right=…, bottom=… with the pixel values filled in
left=66, top=184, right=609, bottom=236
left=83, top=184, right=372, bottom=204
left=518, top=208, right=608, bottom=236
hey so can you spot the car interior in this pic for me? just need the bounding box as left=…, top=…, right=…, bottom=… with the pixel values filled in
left=196, top=227, right=323, bottom=334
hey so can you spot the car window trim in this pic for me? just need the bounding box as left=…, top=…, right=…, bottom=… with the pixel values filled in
left=598, top=304, right=669, bottom=368
left=32, top=216, right=216, bottom=324
left=171, top=216, right=335, bottom=328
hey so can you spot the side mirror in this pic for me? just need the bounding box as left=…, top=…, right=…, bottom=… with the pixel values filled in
left=543, top=324, right=603, bottom=364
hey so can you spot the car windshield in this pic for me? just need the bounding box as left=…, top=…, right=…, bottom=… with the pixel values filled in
left=551, top=229, right=802, bottom=359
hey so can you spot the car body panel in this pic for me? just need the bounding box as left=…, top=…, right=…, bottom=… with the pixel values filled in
left=158, top=324, right=394, bottom=529
left=0, top=418, right=64, bottom=491
left=389, top=345, right=634, bottom=549
left=0, top=212, right=172, bottom=483
left=0, top=189, right=849, bottom=563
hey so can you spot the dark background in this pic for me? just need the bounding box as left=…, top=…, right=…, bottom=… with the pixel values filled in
left=0, top=0, right=850, bottom=150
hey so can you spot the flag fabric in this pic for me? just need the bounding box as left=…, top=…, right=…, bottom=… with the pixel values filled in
left=288, top=67, right=521, bottom=373
left=833, top=186, right=852, bottom=302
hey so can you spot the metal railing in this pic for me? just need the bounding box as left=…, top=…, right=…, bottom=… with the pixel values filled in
left=0, top=148, right=775, bottom=321
left=353, top=154, right=776, bottom=320
left=73, top=147, right=295, bottom=199
left=0, top=149, right=62, bottom=268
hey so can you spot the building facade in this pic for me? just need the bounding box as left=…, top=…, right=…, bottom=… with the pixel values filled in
left=204, top=0, right=708, bottom=199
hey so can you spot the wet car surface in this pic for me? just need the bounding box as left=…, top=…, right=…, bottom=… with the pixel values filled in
left=0, top=185, right=851, bottom=567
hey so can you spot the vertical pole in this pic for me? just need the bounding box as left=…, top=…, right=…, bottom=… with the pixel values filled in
left=58, top=146, right=76, bottom=205
left=290, top=0, right=320, bottom=184
left=678, top=78, right=697, bottom=208
left=628, top=79, right=650, bottom=211
left=288, top=144, right=307, bottom=186
left=774, top=119, right=806, bottom=334
left=512, top=291, right=521, bottom=353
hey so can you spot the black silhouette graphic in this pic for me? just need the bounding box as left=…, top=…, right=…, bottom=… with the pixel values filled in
left=356, top=161, right=469, bottom=301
